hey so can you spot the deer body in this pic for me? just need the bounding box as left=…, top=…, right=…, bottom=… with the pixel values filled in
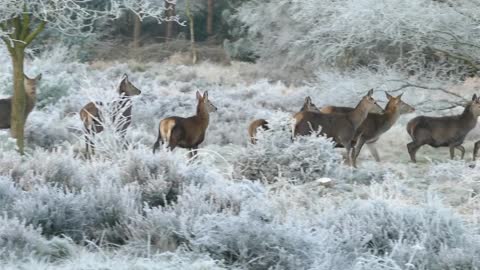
left=407, top=94, right=480, bottom=162
left=248, top=96, right=319, bottom=144
left=0, top=74, right=42, bottom=129
left=153, top=91, right=217, bottom=158
left=80, top=74, right=141, bottom=158
left=294, top=89, right=381, bottom=167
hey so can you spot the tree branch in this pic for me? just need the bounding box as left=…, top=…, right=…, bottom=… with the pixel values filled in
left=20, top=8, right=31, bottom=40
left=24, top=21, right=46, bottom=46
left=432, top=47, right=480, bottom=72
left=386, top=80, right=466, bottom=100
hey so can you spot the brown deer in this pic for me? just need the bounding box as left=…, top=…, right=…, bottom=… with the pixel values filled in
left=248, top=96, right=319, bottom=144
left=321, top=92, right=414, bottom=163
left=80, top=74, right=141, bottom=158
left=351, top=92, right=415, bottom=164
left=406, top=94, right=480, bottom=163
left=152, top=91, right=217, bottom=158
left=0, top=74, right=42, bottom=129
left=293, top=89, right=382, bottom=167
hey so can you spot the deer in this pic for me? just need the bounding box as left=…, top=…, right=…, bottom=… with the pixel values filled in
left=474, top=141, right=480, bottom=161
left=293, top=89, right=382, bottom=167
left=152, top=91, right=217, bottom=158
left=0, top=74, right=42, bottom=129
left=321, top=92, right=415, bottom=163
left=79, top=74, right=141, bottom=158
left=248, top=96, right=320, bottom=144
left=406, top=94, right=480, bottom=163
left=351, top=92, right=415, bottom=164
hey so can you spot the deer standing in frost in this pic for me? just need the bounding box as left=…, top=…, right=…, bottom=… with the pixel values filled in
left=321, top=92, right=415, bottom=163
left=0, top=74, right=42, bottom=129
left=152, top=91, right=217, bottom=158
left=248, top=96, right=319, bottom=144
left=80, top=74, right=141, bottom=158
left=406, top=94, right=480, bottom=162
left=293, top=89, right=382, bottom=167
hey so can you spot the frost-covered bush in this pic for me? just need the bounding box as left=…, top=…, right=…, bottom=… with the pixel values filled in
left=0, top=216, right=74, bottom=261
left=233, top=113, right=342, bottom=183
left=315, top=199, right=480, bottom=269
left=11, top=182, right=140, bottom=244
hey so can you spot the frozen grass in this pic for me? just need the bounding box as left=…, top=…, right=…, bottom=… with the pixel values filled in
left=1, top=45, right=480, bottom=269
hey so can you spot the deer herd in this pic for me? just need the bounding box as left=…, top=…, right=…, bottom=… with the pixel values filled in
left=2, top=73, right=480, bottom=167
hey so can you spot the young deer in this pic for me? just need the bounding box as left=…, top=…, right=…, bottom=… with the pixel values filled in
left=351, top=92, right=415, bottom=164
left=152, top=91, right=217, bottom=158
left=0, top=74, right=42, bottom=129
left=80, top=74, right=141, bottom=158
left=248, top=96, right=319, bottom=144
left=293, top=89, right=382, bottom=167
left=407, top=94, right=480, bottom=162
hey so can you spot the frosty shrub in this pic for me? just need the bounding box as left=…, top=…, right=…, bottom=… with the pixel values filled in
left=233, top=113, right=342, bottom=183
left=11, top=182, right=141, bottom=244
left=0, top=216, right=74, bottom=261
left=315, top=199, right=480, bottom=269
left=122, top=148, right=188, bottom=207
left=188, top=213, right=319, bottom=270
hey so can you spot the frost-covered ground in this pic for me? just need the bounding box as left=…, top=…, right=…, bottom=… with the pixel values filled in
left=1, top=46, right=480, bottom=269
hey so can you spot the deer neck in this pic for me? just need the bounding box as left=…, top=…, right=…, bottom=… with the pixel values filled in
left=460, top=105, right=478, bottom=129
left=196, top=102, right=210, bottom=128
left=347, top=102, right=370, bottom=130
left=25, top=93, right=36, bottom=116
left=382, top=102, right=401, bottom=128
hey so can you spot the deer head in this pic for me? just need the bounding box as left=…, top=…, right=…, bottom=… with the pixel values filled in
left=469, top=94, right=480, bottom=117
left=359, top=89, right=383, bottom=113
left=197, top=91, right=217, bottom=112
left=301, top=96, right=320, bottom=112
left=385, top=92, right=415, bottom=114
left=23, top=73, right=42, bottom=97
left=119, top=74, right=141, bottom=97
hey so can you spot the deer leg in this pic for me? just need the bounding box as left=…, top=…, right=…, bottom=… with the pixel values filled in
left=367, top=143, right=381, bottom=162
left=344, top=142, right=356, bottom=167
left=455, top=145, right=465, bottom=160
left=474, top=141, right=480, bottom=161
left=153, top=132, right=163, bottom=154
left=352, top=137, right=366, bottom=166
left=407, top=141, right=421, bottom=163
left=449, top=145, right=456, bottom=160
left=85, top=134, right=90, bottom=159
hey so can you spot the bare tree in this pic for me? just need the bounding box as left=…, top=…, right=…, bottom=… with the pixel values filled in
left=206, top=0, right=214, bottom=37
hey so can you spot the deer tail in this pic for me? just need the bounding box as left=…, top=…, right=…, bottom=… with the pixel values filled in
left=406, top=118, right=418, bottom=139
left=156, top=119, right=176, bottom=151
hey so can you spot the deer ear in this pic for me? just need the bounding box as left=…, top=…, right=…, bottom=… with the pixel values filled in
left=397, top=92, right=403, bottom=99
left=203, top=91, right=209, bottom=99
left=472, top=94, right=478, bottom=101
left=196, top=91, right=202, bottom=100
left=385, top=91, right=393, bottom=100
left=24, top=74, right=31, bottom=80
left=367, top=89, right=374, bottom=96
left=305, top=96, right=312, bottom=104
left=35, top=74, right=42, bottom=81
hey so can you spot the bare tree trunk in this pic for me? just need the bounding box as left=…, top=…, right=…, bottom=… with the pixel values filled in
left=207, top=0, right=214, bottom=37
left=133, top=13, right=141, bottom=48
left=186, top=0, right=197, bottom=64
left=165, top=2, right=176, bottom=41
left=10, top=46, right=26, bottom=153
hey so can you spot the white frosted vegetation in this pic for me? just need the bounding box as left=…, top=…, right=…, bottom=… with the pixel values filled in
left=1, top=46, right=480, bottom=269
